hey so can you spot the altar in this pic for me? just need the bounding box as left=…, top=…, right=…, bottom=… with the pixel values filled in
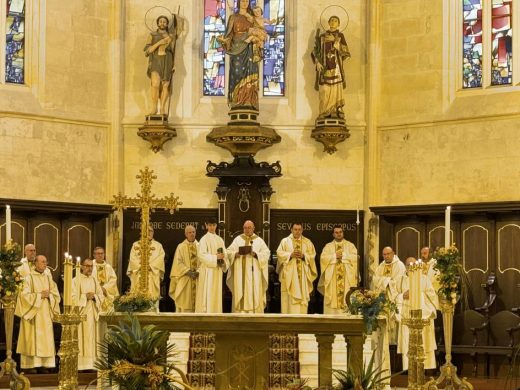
left=98, top=313, right=384, bottom=389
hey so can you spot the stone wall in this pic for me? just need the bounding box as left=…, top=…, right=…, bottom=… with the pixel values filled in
left=376, top=0, right=520, bottom=205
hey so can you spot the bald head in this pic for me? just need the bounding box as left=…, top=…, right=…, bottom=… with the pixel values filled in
left=184, top=225, right=196, bottom=242
left=405, top=257, right=416, bottom=267
left=24, top=244, right=36, bottom=262
left=382, top=246, right=394, bottom=263
left=243, top=220, right=255, bottom=236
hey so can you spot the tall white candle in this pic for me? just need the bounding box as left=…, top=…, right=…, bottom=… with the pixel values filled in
left=356, top=205, right=360, bottom=224
left=445, top=206, right=451, bottom=248
left=409, top=261, right=422, bottom=310
left=5, top=205, right=11, bottom=243
left=63, top=254, right=72, bottom=306
left=74, top=257, right=81, bottom=306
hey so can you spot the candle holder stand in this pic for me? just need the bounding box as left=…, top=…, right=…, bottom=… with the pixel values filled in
left=0, top=294, right=30, bottom=389
left=57, top=305, right=85, bottom=390
left=403, top=309, right=429, bottom=390
left=425, top=300, right=473, bottom=389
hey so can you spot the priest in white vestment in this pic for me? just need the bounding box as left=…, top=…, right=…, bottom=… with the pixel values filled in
left=371, top=246, right=406, bottom=300
left=196, top=219, right=229, bottom=313
left=227, top=220, right=270, bottom=313
left=127, top=226, right=165, bottom=300
left=72, top=258, right=105, bottom=370
left=276, top=223, right=317, bottom=314
left=15, top=255, right=60, bottom=369
left=92, top=246, right=119, bottom=312
left=169, top=225, right=199, bottom=312
left=420, top=246, right=440, bottom=307
left=318, top=225, right=358, bottom=314
left=17, top=243, right=51, bottom=278
left=371, top=246, right=406, bottom=344
left=396, top=257, right=439, bottom=370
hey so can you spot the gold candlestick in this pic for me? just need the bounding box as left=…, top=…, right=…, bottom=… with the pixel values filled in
left=0, top=294, right=30, bottom=389
left=425, top=299, right=473, bottom=389
left=57, top=305, right=85, bottom=390
left=403, top=309, right=428, bottom=390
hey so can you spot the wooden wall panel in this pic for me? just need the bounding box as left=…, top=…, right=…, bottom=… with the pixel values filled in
left=497, top=222, right=520, bottom=310
left=0, top=220, right=25, bottom=248
left=395, top=226, right=421, bottom=260
left=31, top=220, right=60, bottom=277
left=427, top=224, right=455, bottom=250
left=64, top=222, right=92, bottom=261
left=461, top=223, right=491, bottom=309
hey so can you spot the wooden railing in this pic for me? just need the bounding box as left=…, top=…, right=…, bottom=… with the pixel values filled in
left=98, top=313, right=366, bottom=388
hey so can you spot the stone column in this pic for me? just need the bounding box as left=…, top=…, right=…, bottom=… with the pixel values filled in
left=315, top=334, right=335, bottom=387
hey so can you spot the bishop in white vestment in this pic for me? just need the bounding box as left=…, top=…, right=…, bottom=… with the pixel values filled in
left=72, top=258, right=105, bottom=370
left=276, top=223, right=317, bottom=314
left=15, top=255, right=60, bottom=369
left=169, top=225, right=199, bottom=312
left=318, top=225, right=358, bottom=314
left=196, top=220, right=229, bottom=313
left=227, top=220, right=270, bottom=313
left=127, top=227, right=165, bottom=300
left=396, top=257, right=439, bottom=370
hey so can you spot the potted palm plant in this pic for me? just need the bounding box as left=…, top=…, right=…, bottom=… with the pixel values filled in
left=95, top=315, right=193, bottom=390
left=332, top=351, right=391, bottom=390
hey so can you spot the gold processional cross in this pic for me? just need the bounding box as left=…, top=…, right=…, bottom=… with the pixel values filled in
left=111, top=167, right=182, bottom=294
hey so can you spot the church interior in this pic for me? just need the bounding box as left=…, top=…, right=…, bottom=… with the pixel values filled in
left=1, top=0, right=520, bottom=389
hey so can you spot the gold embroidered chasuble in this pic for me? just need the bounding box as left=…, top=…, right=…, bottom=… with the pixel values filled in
left=318, top=239, right=358, bottom=314
left=226, top=233, right=270, bottom=313
left=169, top=239, right=200, bottom=312
left=276, top=234, right=317, bottom=314
left=92, top=260, right=119, bottom=312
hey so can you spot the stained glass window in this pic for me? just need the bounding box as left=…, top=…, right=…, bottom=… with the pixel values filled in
left=262, top=0, right=285, bottom=96
left=463, top=0, right=483, bottom=88
left=203, top=0, right=226, bottom=96
left=5, top=0, right=25, bottom=84
left=491, top=0, right=512, bottom=85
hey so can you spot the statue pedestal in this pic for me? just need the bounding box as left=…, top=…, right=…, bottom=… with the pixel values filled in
left=311, top=117, right=350, bottom=154
left=138, top=114, right=177, bottom=153
left=207, top=107, right=281, bottom=157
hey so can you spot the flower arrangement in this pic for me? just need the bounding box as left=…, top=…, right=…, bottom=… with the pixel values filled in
left=0, top=242, right=23, bottom=300
left=348, top=289, right=397, bottom=334
left=433, top=245, right=465, bottom=304
left=113, top=291, right=157, bottom=313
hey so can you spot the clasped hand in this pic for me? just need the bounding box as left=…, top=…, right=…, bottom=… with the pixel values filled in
left=40, top=290, right=50, bottom=299
left=186, top=270, right=199, bottom=279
